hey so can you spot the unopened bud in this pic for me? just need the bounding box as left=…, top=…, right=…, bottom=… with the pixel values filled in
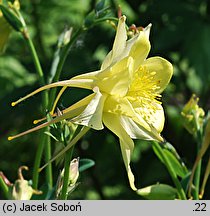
left=181, top=94, right=205, bottom=135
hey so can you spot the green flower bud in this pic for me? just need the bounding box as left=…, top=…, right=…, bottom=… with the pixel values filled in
left=0, top=0, right=25, bottom=33
left=181, top=94, right=205, bottom=135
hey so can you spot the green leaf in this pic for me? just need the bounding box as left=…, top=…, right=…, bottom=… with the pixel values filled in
left=152, top=144, right=188, bottom=178
left=137, top=184, right=177, bottom=200
left=180, top=172, right=191, bottom=193
left=163, top=149, right=188, bottom=178
left=79, top=158, right=95, bottom=172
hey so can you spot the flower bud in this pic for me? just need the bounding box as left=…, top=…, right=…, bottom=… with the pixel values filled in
left=0, top=0, right=24, bottom=33
left=181, top=94, right=205, bottom=135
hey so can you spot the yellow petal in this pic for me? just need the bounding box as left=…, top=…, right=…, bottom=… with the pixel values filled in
left=104, top=95, right=163, bottom=141
left=120, top=115, right=163, bottom=141
left=104, top=95, right=152, bottom=130
left=97, top=57, right=133, bottom=96
left=129, top=30, right=151, bottom=72
left=11, top=78, right=97, bottom=106
left=142, top=57, right=173, bottom=93
left=101, top=16, right=127, bottom=70
left=71, top=87, right=107, bottom=130
left=134, top=102, right=165, bottom=134
left=103, top=113, right=137, bottom=190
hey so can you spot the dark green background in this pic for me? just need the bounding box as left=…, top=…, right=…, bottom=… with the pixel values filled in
left=0, top=0, right=209, bottom=199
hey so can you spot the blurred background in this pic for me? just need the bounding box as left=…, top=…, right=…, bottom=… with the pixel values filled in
left=0, top=0, right=210, bottom=199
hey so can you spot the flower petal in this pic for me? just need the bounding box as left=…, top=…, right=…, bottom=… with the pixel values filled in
left=11, top=76, right=99, bottom=106
left=104, top=96, right=163, bottom=141
left=142, top=57, right=173, bottom=93
left=103, top=113, right=137, bottom=190
left=71, top=87, right=107, bottom=130
left=104, top=95, right=151, bottom=130
left=101, top=16, right=127, bottom=70
left=120, top=115, right=163, bottom=141
left=129, top=29, right=151, bottom=72
left=97, top=57, right=133, bottom=96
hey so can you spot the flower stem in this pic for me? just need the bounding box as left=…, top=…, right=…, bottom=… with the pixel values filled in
left=60, top=147, right=74, bottom=200
left=32, top=131, right=45, bottom=189
left=152, top=141, right=187, bottom=200
left=193, top=131, right=202, bottom=200
left=22, top=29, right=52, bottom=189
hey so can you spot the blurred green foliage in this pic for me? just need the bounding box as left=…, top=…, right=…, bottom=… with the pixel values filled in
left=0, top=0, right=210, bottom=199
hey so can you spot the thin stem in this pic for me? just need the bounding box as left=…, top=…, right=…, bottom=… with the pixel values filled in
left=22, top=29, right=52, bottom=189
left=60, top=147, right=74, bottom=200
left=32, top=131, right=45, bottom=189
left=0, top=176, right=9, bottom=199
left=44, top=135, right=53, bottom=188
left=193, top=131, right=203, bottom=200
left=193, top=160, right=202, bottom=199
left=152, top=142, right=187, bottom=200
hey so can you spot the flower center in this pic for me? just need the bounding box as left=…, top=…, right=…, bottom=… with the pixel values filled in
left=126, top=66, right=162, bottom=124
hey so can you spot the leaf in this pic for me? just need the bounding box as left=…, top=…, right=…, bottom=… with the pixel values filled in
left=163, top=149, right=188, bottom=178
left=137, top=184, right=177, bottom=200
left=180, top=172, right=191, bottom=193
left=152, top=144, right=188, bottom=178
left=79, top=158, right=95, bottom=172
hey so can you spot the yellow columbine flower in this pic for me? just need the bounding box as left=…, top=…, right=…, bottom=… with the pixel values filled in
left=9, top=16, right=173, bottom=190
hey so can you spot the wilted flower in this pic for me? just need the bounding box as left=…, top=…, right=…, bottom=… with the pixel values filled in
left=9, top=16, right=173, bottom=190
left=1, top=166, right=42, bottom=200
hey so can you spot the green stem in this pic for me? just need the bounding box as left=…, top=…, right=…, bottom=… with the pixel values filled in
left=22, top=29, right=52, bottom=189
left=193, top=131, right=202, bottom=200
left=152, top=142, right=187, bottom=200
left=32, top=131, right=45, bottom=189
left=60, top=147, right=74, bottom=200
left=193, top=160, right=202, bottom=199
left=44, top=135, right=53, bottom=188
left=0, top=176, right=9, bottom=199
